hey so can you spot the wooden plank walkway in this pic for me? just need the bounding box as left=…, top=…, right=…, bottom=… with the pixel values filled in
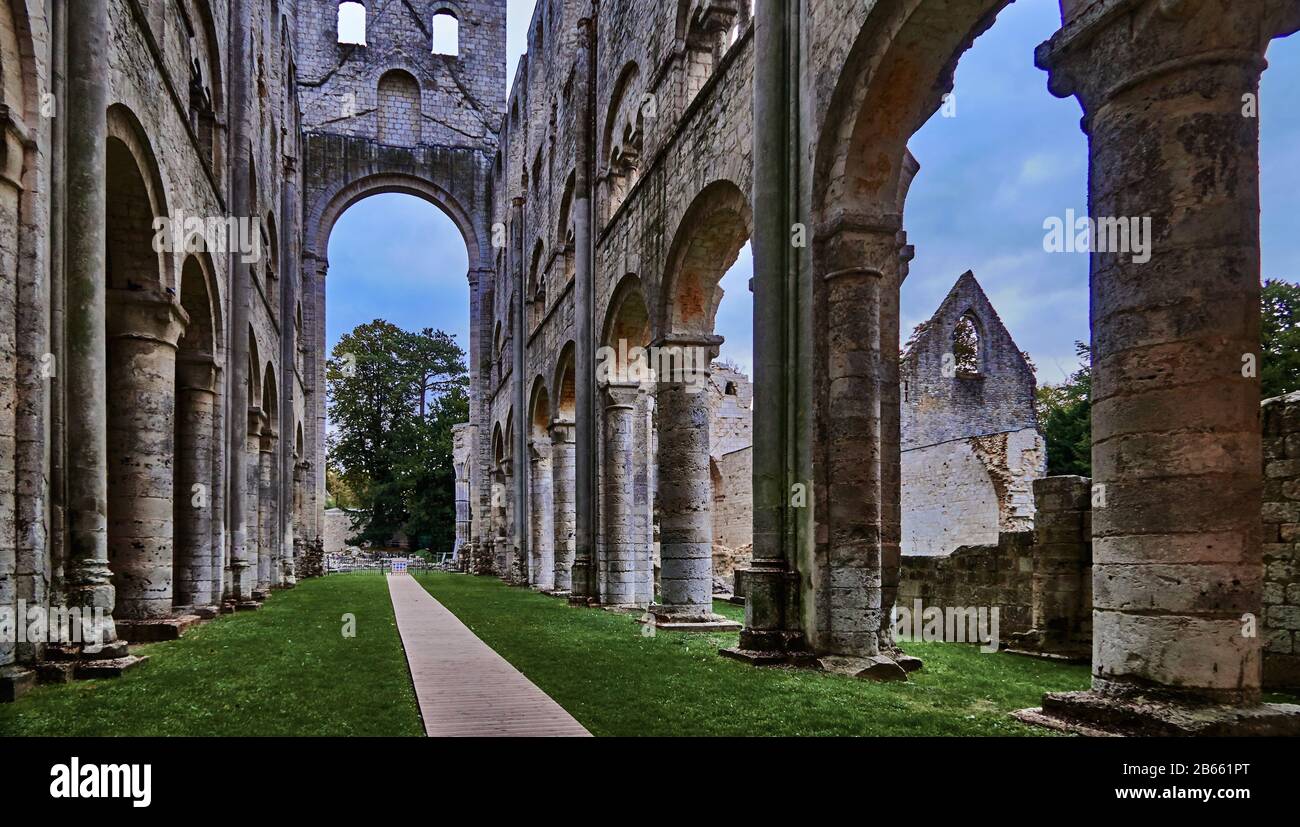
left=387, top=574, right=591, bottom=737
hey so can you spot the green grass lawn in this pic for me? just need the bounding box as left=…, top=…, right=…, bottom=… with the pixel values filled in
left=0, top=573, right=423, bottom=736
left=414, top=571, right=1093, bottom=736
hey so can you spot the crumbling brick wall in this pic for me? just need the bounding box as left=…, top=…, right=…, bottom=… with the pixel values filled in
left=1261, top=392, right=1300, bottom=689
left=898, top=532, right=1036, bottom=637
left=898, top=475, right=1093, bottom=657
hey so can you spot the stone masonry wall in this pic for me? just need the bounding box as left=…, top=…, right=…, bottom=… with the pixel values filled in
left=899, top=475, right=1093, bottom=657
left=1261, top=392, right=1300, bottom=689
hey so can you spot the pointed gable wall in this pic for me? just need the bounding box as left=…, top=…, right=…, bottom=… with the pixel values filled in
left=901, top=271, right=1038, bottom=452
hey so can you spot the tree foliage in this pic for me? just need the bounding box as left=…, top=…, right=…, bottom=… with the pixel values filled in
left=1261, top=278, right=1300, bottom=399
left=1036, top=341, right=1092, bottom=477
left=326, top=320, right=468, bottom=550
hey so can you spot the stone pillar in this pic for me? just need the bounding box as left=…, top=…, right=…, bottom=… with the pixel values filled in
left=728, top=0, right=809, bottom=661
left=173, top=353, right=218, bottom=611
left=572, top=15, right=598, bottom=603
left=61, top=0, right=122, bottom=656
left=633, top=384, right=657, bottom=607
left=501, top=460, right=519, bottom=581
left=651, top=341, right=736, bottom=629
left=258, top=426, right=278, bottom=592
left=244, top=408, right=264, bottom=602
left=225, top=0, right=255, bottom=606
left=812, top=219, right=904, bottom=678
left=550, top=421, right=576, bottom=592
left=602, top=383, right=642, bottom=608
left=1010, top=476, right=1092, bottom=660
left=529, top=440, right=555, bottom=591
left=1020, top=0, right=1300, bottom=734
left=106, top=290, right=188, bottom=622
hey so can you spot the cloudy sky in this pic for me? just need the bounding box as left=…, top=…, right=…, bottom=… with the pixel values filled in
left=328, top=1, right=1300, bottom=385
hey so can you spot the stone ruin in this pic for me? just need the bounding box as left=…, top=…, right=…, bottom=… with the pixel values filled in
left=1, top=0, right=1298, bottom=735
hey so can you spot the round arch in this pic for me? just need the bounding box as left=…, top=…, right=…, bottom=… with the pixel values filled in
left=660, top=179, right=752, bottom=338
left=106, top=103, right=172, bottom=290
left=309, top=171, right=484, bottom=275
left=600, top=274, right=651, bottom=374
left=552, top=340, right=577, bottom=422
left=812, top=0, right=1015, bottom=224
left=528, top=376, right=551, bottom=442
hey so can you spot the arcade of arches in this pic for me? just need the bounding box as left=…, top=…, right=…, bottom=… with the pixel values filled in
left=1, top=0, right=1299, bottom=735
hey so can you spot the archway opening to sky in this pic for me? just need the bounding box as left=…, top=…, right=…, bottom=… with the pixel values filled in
left=901, top=0, right=1087, bottom=386
left=713, top=241, right=753, bottom=378
left=325, top=192, right=471, bottom=357
left=1262, top=37, right=1299, bottom=288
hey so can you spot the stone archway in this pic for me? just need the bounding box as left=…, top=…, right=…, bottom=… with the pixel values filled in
left=298, top=140, right=497, bottom=579
left=650, top=180, right=751, bottom=628
left=797, top=0, right=1300, bottom=727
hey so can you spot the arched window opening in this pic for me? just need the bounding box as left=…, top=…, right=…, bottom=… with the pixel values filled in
left=952, top=313, right=981, bottom=376
left=432, top=11, right=459, bottom=56
left=337, top=2, right=366, bottom=46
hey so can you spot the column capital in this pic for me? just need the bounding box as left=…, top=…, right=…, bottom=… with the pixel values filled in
left=106, top=288, right=189, bottom=347
left=176, top=351, right=218, bottom=394
left=814, top=213, right=904, bottom=280
left=247, top=406, right=266, bottom=436
left=602, top=380, right=639, bottom=408
left=1035, top=0, right=1273, bottom=114
left=548, top=419, right=576, bottom=441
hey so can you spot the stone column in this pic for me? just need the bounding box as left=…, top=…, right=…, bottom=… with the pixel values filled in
left=728, top=0, right=808, bottom=661
left=572, top=15, right=598, bottom=603
left=651, top=340, right=737, bottom=629
left=258, top=426, right=278, bottom=592
left=106, top=290, right=188, bottom=622
left=173, top=353, right=218, bottom=612
left=550, top=420, right=576, bottom=592
left=61, top=0, right=122, bottom=656
left=1021, top=0, right=1300, bottom=734
left=633, top=385, right=656, bottom=606
left=244, top=408, right=264, bottom=602
left=501, top=460, right=518, bottom=580
left=602, top=382, right=642, bottom=608
left=225, top=0, right=255, bottom=606
left=529, top=440, right=555, bottom=591
left=811, top=219, right=907, bottom=679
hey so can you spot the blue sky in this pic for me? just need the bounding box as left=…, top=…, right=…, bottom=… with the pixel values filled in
left=328, top=1, right=1300, bottom=385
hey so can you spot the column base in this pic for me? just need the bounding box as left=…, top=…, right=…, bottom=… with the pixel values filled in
left=115, top=615, right=202, bottom=643
left=35, top=643, right=149, bottom=684
left=720, top=629, right=818, bottom=667
left=0, top=666, right=37, bottom=702
left=568, top=595, right=599, bottom=608
left=642, top=605, right=741, bottom=632
left=1013, top=691, right=1300, bottom=737
left=252, top=589, right=272, bottom=601
left=542, top=589, right=572, bottom=598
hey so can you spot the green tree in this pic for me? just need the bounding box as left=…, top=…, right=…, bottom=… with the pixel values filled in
left=326, top=320, right=468, bottom=548
left=1261, top=278, right=1300, bottom=399
left=1037, top=341, right=1092, bottom=477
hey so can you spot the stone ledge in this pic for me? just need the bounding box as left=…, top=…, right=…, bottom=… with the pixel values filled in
left=1014, top=691, right=1300, bottom=736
